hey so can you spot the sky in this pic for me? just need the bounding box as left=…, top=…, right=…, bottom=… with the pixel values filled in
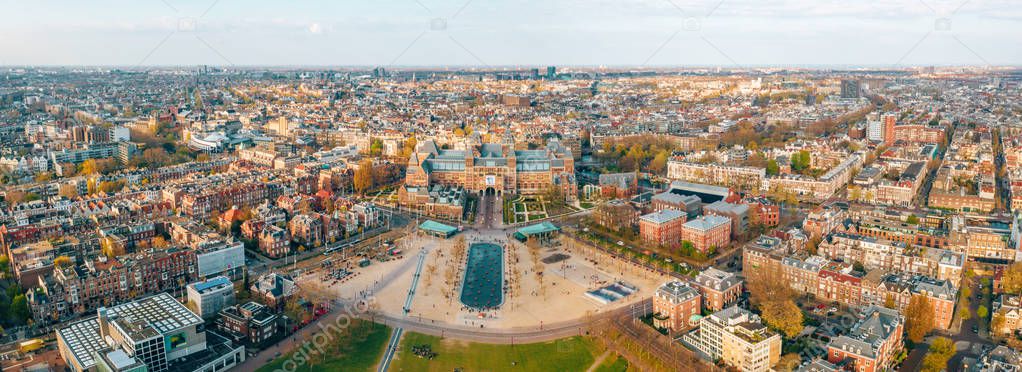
left=1, top=0, right=1020, bottom=67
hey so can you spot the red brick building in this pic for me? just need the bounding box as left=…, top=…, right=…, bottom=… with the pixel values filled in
left=817, top=261, right=863, bottom=306
left=652, top=281, right=702, bottom=332
left=639, top=209, right=687, bottom=247
left=680, top=215, right=731, bottom=252
left=598, top=173, right=639, bottom=199
left=218, top=301, right=280, bottom=345
left=744, top=197, right=780, bottom=227
left=826, top=306, right=904, bottom=372
left=692, top=268, right=743, bottom=311
left=258, top=225, right=290, bottom=258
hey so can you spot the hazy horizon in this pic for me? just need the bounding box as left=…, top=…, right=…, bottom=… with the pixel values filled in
left=2, top=0, right=1021, bottom=67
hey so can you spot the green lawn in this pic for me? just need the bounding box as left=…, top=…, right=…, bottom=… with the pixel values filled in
left=389, top=333, right=600, bottom=372
left=256, top=320, right=392, bottom=372
left=593, top=354, right=630, bottom=372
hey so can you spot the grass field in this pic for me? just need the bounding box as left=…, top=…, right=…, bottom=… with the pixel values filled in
left=389, top=332, right=600, bottom=372
left=256, top=320, right=391, bottom=372
left=593, top=354, right=630, bottom=372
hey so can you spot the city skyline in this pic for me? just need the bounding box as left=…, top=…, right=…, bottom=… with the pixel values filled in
left=2, top=0, right=1021, bottom=66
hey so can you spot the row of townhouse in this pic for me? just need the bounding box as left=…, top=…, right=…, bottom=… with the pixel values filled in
left=818, top=233, right=965, bottom=288
left=744, top=236, right=958, bottom=330
left=29, top=248, right=198, bottom=324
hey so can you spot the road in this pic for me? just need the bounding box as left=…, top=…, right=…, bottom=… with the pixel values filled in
left=234, top=241, right=432, bottom=372
left=477, top=191, right=499, bottom=229
left=234, top=195, right=641, bottom=371
left=367, top=298, right=652, bottom=344
left=900, top=276, right=993, bottom=371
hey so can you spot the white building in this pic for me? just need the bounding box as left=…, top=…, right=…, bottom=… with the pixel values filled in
left=56, top=292, right=245, bottom=372
left=867, top=119, right=884, bottom=142
left=186, top=276, right=236, bottom=319
left=684, top=306, right=781, bottom=372
left=195, top=240, right=245, bottom=279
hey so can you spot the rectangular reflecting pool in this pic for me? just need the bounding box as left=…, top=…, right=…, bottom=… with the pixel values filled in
left=460, top=243, right=504, bottom=309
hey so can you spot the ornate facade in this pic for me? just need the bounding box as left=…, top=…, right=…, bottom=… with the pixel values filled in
left=402, top=136, right=576, bottom=197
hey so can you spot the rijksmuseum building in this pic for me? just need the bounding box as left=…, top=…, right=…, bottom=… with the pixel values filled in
left=399, top=135, right=577, bottom=214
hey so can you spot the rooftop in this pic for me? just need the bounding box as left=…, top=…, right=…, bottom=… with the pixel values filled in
left=640, top=209, right=687, bottom=224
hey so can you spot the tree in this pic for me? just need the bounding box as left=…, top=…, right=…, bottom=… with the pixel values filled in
left=905, top=295, right=935, bottom=343
left=921, top=337, right=955, bottom=372
left=761, top=300, right=804, bottom=338
left=100, top=237, right=125, bottom=258
left=402, top=137, right=418, bottom=158
left=140, top=147, right=170, bottom=169
left=977, top=305, right=989, bottom=319
left=193, top=89, right=204, bottom=110
left=34, top=172, right=54, bottom=182
left=0, top=255, right=9, bottom=277
left=777, top=353, right=802, bottom=372
left=746, top=263, right=793, bottom=306
left=884, top=293, right=896, bottom=309
left=98, top=180, right=126, bottom=194
left=54, top=255, right=73, bottom=269
left=284, top=297, right=307, bottom=323
left=991, top=312, right=1006, bottom=335
left=79, top=159, right=99, bottom=175
left=648, top=150, right=669, bottom=174
left=1001, top=262, right=1022, bottom=295
left=790, top=150, right=811, bottom=173
left=151, top=236, right=170, bottom=249
left=59, top=184, right=80, bottom=198
left=10, top=294, right=30, bottom=322
left=369, top=138, right=383, bottom=156
left=906, top=214, right=920, bottom=225
left=353, top=158, right=374, bottom=194
left=766, top=159, right=780, bottom=176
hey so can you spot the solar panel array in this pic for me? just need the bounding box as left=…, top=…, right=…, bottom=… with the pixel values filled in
left=108, top=293, right=202, bottom=335
left=58, top=319, right=103, bottom=368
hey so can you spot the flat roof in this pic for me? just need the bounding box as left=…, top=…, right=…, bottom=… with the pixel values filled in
left=57, top=318, right=105, bottom=369
left=189, top=276, right=232, bottom=293
left=419, top=220, right=458, bottom=234
left=107, top=292, right=203, bottom=336
left=516, top=222, right=560, bottom=236
left=640, top=209, right=687, bottom=224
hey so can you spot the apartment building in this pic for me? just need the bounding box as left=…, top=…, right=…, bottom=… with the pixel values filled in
left=680, top=215, right=731, bottom=252
left=33, top=248, right=198, bottom=323
left=703, top=201, right=749, bottom=238
left=218, top=301, right=279, bottom=345
left=591, top=201, right=638, bottom=234
left=826, top=306, right=904, bottom=372
left=652, top=281, right=702, bottom=333
left=667, top=161, right=765, bottom=193
left=818, top=233, right=964, bottom=287
left=692, top=268, right=743, bottom=312
left=639, top=209, right=687, bottom=247
left=185, top=276, right=236, bottom=319
left=258, top=224, right=290, bottom=258
left=685, top=306, right=781, bottom=372
left=861, top=272, right=957, bottom=330
left=992, top=294, right=1021, bottom=337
